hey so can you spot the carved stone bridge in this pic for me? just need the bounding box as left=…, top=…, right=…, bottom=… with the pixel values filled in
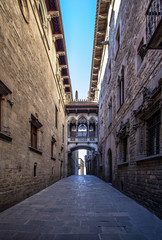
left=65, top=100, right=98, bottom=175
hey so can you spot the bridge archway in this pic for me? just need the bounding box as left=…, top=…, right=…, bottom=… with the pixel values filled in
left=66, top=101, right=98, bottom=177
left=69, top=145, right=96, bottom=152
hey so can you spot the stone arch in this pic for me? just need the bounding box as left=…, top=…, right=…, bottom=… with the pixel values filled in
left=70, top=145, right=96, bottom=152
left=78, top=115, right=87, bottom=124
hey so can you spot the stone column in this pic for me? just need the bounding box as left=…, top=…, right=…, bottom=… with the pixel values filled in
left=68, top=122, right=70, bottom=138
left=76, top=120, right=78, bottom=137
left=87, top=120, right=89, bottom=138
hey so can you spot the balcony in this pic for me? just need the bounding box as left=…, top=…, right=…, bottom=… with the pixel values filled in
left=69, top=131, right=97, bottom=143
left=146, top=0, right=162, bottom=49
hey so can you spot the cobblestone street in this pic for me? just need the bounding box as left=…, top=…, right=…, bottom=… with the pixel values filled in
left=0, top=175, right=162, bottom=240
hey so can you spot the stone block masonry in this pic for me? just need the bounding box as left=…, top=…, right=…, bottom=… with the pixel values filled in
left=0, top=0, right=67, bottom=211
left=94, top=0, right=162, bottom=219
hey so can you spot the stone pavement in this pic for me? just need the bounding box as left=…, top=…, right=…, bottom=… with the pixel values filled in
left=0, top=175, right=162, bottom=240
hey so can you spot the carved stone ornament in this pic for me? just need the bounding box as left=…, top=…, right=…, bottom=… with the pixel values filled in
left=18, top=0, right=30, bottom=23
left=116, top=119, right=130, bottom=139
left=134, top=83, right=161, bottom=118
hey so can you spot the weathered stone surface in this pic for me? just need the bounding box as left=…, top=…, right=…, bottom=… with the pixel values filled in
left=0, top=0, right=67, bottom=211
left=95, top=0, right=162, bottom=218
left=0, top=176, right=162, bottom=240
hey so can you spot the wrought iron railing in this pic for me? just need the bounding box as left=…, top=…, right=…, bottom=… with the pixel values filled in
left=146, top=0, right=162, bottom=45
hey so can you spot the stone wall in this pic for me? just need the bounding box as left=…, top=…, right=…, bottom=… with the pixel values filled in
left=0, top=0, right=66, bottom=211
left=97, top=0, right=162, bottom=218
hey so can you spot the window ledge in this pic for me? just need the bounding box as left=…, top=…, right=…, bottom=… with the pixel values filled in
left=118, top=161, right=129, bottom=167
left=0, top=132, right=12, bottom=142
left=136, top=154, right=162, bottom=162
left=51, top=157, right=56, bottom=161
left=29, top=146, right=42, bottom=155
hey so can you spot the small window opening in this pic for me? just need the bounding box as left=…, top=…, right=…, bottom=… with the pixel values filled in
left=34, top=162, right=37, bottom=177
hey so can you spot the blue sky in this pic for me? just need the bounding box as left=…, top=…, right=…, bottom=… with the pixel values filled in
left=60, top=0, right=97, bottom=100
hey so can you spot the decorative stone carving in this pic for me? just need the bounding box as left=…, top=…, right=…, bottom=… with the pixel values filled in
left=116, top=119, right=130, bottom=139
left=134, top=83, right=161, bottom=118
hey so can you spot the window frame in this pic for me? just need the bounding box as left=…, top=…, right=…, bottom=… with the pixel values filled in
left=0, top=80, right=12, bottom=142
left=147, top=110, right=161, bottom=156
left=51, top=136, right=56, bottom=160
left=55, top=105, right=58, bottom=129
left=31, top=123, right=37, bottom=149
left=62, top=124, right=64, bottom=143
left=115, top=25, right=120, bottom=59
left=29, top=114, right=42, bottom=154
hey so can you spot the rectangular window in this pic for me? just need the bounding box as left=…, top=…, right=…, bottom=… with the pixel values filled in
left=31, top=124, right=37, bottom=149
left=119, top=67, right=124, bottom=106
left=119, top=78, right=124, bottom=105
left=55, top=105, right=58, bottom=128
left=0, top=80, right=12, bottom=141
left=34, top=162, right=37, bottom=177
left=62, top=124, right=64, bottom=143
left=108, top=60, right=111, bottom=83
left=30, top=114, right=42, bottom=150
left=115, top=26, right=120, bottom=58
left=147, top=111, right=161, bottom=156
left=51, top=136, right=56, bottom=159
left=51, top=141, right=54, bottom=157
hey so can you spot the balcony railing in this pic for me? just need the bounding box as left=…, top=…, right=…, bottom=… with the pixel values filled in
left=70, top=132, right=95, bottom=138
left=146, top=0, right=162, bottom=49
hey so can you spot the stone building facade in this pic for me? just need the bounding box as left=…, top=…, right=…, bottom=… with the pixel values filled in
left=89, top=0, right=162, bottom=218
left=0, top=0, right=72, bottom=211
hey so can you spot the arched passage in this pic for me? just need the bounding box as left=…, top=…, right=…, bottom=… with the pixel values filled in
left=70, top=145, right=96, bottom=152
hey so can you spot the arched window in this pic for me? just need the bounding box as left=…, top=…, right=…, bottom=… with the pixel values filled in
left=70, top=118, right=76, bottom=137
left=77, top=116, right=88, bottom=137
left=78, top=124, right=87, bottom=137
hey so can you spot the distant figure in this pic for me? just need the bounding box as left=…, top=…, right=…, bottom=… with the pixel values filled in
left=75, top=90, right=78, bottom=101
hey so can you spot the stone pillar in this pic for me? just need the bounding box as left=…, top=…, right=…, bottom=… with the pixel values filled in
left=76, top=120, right=78, bottom=137
left=87, top=121, right=89, bottom=138
left=68, top=122, right=70, bottom=138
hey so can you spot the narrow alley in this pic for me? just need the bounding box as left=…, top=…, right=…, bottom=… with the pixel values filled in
left=0, top=175, right=161, bottom=240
